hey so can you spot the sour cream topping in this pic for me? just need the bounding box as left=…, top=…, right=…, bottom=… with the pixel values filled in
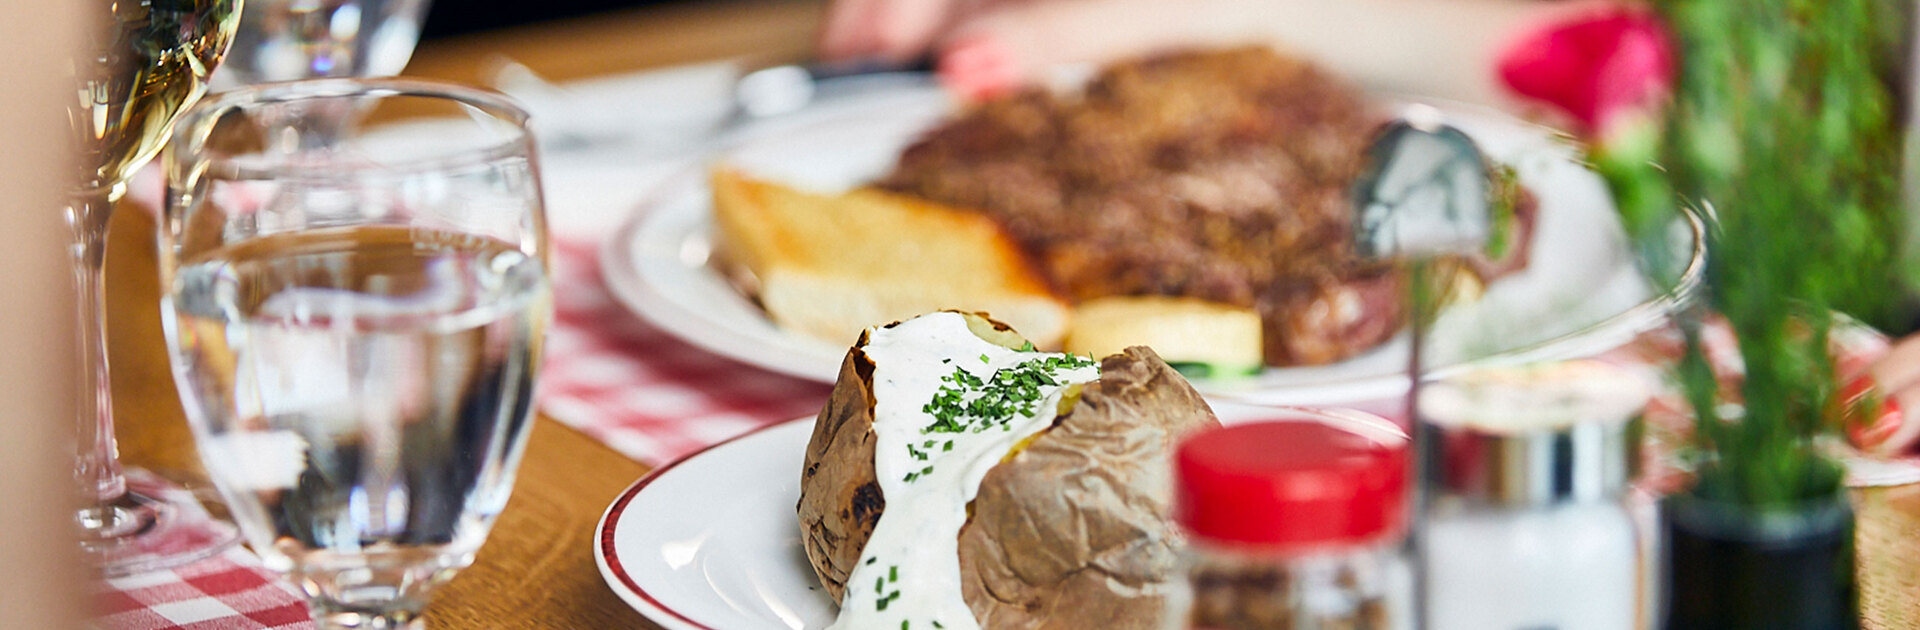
left=828, top=312, right=1100, bottom=630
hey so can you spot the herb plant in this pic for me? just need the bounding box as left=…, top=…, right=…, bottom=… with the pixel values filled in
left=1602, top=0, right=1907, bottom=507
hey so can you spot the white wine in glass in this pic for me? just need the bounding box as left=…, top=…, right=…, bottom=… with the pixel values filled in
left=75, top=0, right=243, bottom=188
left=66, top=0, right=243, bottom=575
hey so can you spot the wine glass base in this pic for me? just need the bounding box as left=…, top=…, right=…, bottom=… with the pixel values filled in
left=79, top=468, right=241, bottom=577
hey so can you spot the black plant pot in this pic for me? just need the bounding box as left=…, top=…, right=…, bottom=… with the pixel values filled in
left=1663, top=494, right=1858, bottom=630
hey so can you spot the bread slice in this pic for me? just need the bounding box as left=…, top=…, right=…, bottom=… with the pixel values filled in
left=710, top=168, right=1070, bottom=348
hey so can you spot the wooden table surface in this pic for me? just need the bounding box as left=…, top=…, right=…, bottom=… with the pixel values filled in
left=104, top=1, right=1920, bottom=627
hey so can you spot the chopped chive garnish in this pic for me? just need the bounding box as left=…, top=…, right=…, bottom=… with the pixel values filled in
left=921, top=354, right=1095, bottom=435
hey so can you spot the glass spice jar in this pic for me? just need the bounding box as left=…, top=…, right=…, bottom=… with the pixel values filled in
left=1166, top=409, right=1412, bottom=630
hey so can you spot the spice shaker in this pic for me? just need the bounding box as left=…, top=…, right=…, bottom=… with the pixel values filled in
left=1418, top=359, right=1652, bottom=630
left=1166, top=408, right=1413, bottom=630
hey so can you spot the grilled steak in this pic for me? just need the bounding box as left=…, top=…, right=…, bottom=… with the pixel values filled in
left=883, top=47, right=1448, bottom=365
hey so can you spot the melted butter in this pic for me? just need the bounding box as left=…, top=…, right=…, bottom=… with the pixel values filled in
left=828, top=312, right=1099, bottom=630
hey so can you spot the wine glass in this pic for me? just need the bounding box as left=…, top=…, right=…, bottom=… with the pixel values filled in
left=159, top=78, right=550, bottom=629
left=211, top=0, right=430, bottom=87
left=66, top=0, right=243, bottom=574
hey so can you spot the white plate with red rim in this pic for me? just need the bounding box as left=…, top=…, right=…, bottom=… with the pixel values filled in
left=593, top=402, right=1404, bottom=630
left=599, top=81, right=1704, bottom=407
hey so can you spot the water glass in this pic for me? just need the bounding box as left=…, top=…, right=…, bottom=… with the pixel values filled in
left=159, top=79, right=550, bottom=629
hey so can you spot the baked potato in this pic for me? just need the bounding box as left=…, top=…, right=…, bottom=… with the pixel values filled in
left=798, top=311, right=1220, bottom=629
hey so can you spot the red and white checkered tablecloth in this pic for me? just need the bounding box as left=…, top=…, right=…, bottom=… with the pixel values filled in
left=537, top=238, right=834, bottom=464
left=92, top=547, right=312, bottom=630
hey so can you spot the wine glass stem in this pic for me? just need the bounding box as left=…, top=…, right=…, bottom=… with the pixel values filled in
left=68, top=186, right=127, bottom=516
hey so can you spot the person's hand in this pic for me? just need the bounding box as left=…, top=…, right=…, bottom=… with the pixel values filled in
left=817, top=0, right=1003, bottom=65
left=1858, top=334, right=1920, bottom=455
left=818, top=0, right=1238, bottom=99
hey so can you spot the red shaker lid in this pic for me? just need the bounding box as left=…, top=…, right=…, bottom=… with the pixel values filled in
left=1174, top=415, right=1409, bottom=547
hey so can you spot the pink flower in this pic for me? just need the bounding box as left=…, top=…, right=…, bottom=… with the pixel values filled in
left=1497, top=8, right=1676, bottom=137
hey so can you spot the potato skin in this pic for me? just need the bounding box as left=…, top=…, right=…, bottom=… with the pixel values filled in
left=797, top=336, right=1219, bottom=629
left=797, top=335, right=882, bottom=602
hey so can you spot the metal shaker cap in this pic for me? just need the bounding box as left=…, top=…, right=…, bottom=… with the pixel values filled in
left=1418, top=360, right=1650, bottom=507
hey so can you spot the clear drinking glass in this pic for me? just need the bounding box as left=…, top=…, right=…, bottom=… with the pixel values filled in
left=159, top=79, right=551, bottom=628
left=213, top=0, right=431, bottom=87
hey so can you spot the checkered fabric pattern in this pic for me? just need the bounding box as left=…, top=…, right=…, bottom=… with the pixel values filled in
left=92, top=547, right=312, bottom=630
left=539, top=237, right=834, bottom=464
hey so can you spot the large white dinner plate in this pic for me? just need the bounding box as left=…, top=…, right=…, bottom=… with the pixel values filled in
left=599, top=82, right=1701, bottom=405
left=594, top=404, right=1403, bottom=630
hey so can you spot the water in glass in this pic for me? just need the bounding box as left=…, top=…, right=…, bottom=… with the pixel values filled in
left=168, top=224, right=547, bottom=621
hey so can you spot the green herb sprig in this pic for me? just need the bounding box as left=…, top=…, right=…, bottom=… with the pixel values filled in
left=901, top=351, right=1092, bottom=483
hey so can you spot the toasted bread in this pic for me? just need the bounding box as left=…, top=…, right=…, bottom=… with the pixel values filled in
left=710, top=168, right=1071, bottom=348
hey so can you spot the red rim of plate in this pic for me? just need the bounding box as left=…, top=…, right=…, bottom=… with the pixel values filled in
left=595, top=417, right=813, bottom=630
